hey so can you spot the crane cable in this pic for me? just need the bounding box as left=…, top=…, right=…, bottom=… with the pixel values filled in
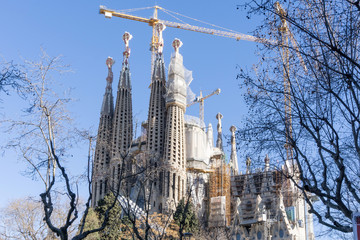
left=159, top=7, right=240, bottom=34
left=113, top=6, right=242, bottom=35
left=113, top=6, right=155, bottom=13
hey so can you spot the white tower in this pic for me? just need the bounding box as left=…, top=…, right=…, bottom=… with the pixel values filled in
left=161, top=39, right=187, bottom=213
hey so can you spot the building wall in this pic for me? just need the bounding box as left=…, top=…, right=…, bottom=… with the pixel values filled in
left=231, top=168, right=314, bottom=240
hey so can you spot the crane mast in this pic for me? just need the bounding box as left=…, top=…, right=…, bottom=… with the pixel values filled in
left=275, top=1, right=293, bottom=164
left=275, top=2, right=307, bottom=166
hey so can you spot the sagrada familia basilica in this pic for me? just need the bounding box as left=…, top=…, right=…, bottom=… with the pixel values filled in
left=91, top=25, right=315, bottom=239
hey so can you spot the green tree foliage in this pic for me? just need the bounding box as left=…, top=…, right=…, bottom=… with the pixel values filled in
left=173, top=199, right=199, bottom=234
left=78, top=208, right=100, bottom=240
left=95, top=192, right=122, bottom=240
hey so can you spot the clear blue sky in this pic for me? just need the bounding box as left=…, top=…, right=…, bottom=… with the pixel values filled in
left=0, top=0, right=259, bottom=209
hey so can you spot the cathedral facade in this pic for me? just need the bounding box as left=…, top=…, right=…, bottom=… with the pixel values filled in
left=91, top=30, right=314, bottom=239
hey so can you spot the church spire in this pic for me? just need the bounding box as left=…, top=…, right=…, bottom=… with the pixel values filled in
left=101, top=57, right=115, bottom=116
left=146, top=23, right=167, bottom=159
left=112, top=32, right=133, bottom=158
left=92, top=57, right=115, bottom=207
left=246, top=156, right=252, bottom=174
left=230, top=125, right=239, bottom=175
left=264, top=154, right=270, bottom=171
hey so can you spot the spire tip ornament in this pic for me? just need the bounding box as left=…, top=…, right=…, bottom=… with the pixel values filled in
left=172, top=38, right=183, bottom=54
left=155, top=23, right=166, bottom=55
left=106, top=56, right=114, bottom=69
left=230, top=125, right=238, bottom=175
left=246, top=156, right=252, bottom=174
left=122, top=32, right=133, bottom=63
left=106, top=57, right=114, bottom=84
left=123, top=32, right=133, bottom=48
left=264, top=154, right=270, bottom=171
left=216, top=112, right=223, bottom=151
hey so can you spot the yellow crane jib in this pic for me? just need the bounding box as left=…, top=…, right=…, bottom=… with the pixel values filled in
left=99, top=5, right=273, bottom=81
left=100, top=5, right=155, bottom=25
left=99, top=5, right=271, bottom=44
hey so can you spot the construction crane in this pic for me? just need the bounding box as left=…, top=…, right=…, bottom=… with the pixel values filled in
left=99, top=5, right=271, bottom=76
left=274, top=2, right=307, bottom=165
left=187, top=88, right=221, bottom=124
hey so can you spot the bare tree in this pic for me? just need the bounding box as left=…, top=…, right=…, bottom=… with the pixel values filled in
left=117, top=159, right=180, bottom=240
left=0, top=197, right=49, bottom=240
left=2, top=51, right=79, bottom=239
left=237, top=0, right=360, bottom=233
left=0, top=197, right=79, bottom=240
left=0, top=60, right=25, bottom=100
left=1, top=51, right=141, bottom=240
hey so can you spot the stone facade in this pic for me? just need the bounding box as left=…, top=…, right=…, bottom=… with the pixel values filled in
left=230, top=158, right=315, bottom=240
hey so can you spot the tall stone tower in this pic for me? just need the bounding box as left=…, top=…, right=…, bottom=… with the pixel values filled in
left=146, top=23, right=168, bottom=212
left=92, top=57, right=115, bottom=207
left=161, top=39, right=187, bottom=212
left=146, top=24, right=167, bottom=161
left=110, top=32, right=134, bottom=195
left=112, top=32, right=133, bottom=158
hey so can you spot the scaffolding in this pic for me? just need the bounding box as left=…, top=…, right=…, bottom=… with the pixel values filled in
left=208, top=163, right=231, bottom=227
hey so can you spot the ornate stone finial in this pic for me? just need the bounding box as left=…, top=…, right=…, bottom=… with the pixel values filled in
left=106, top=56, right=114, bottom=69
left=216, top=112, right=223, bottom=121
left=123, top=32, right=132, bottom=48
left=216, top=113, right=223, bottom=134
left=106, top=57, right=114, bottom=84
left=122, top=32, right=133, bottom=63
left=216, top=113, right=223, bottom=150
left=172, top=38, right=183, bottom=54
left=264, top=154, right=270, bottom=171
left=246, top=157, right=251, bottom=167
left=246, top=156, right=251, bottom=174
left=155, top=23, right=166, bottom=54
left=230, top=125, right=239, bottom=175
